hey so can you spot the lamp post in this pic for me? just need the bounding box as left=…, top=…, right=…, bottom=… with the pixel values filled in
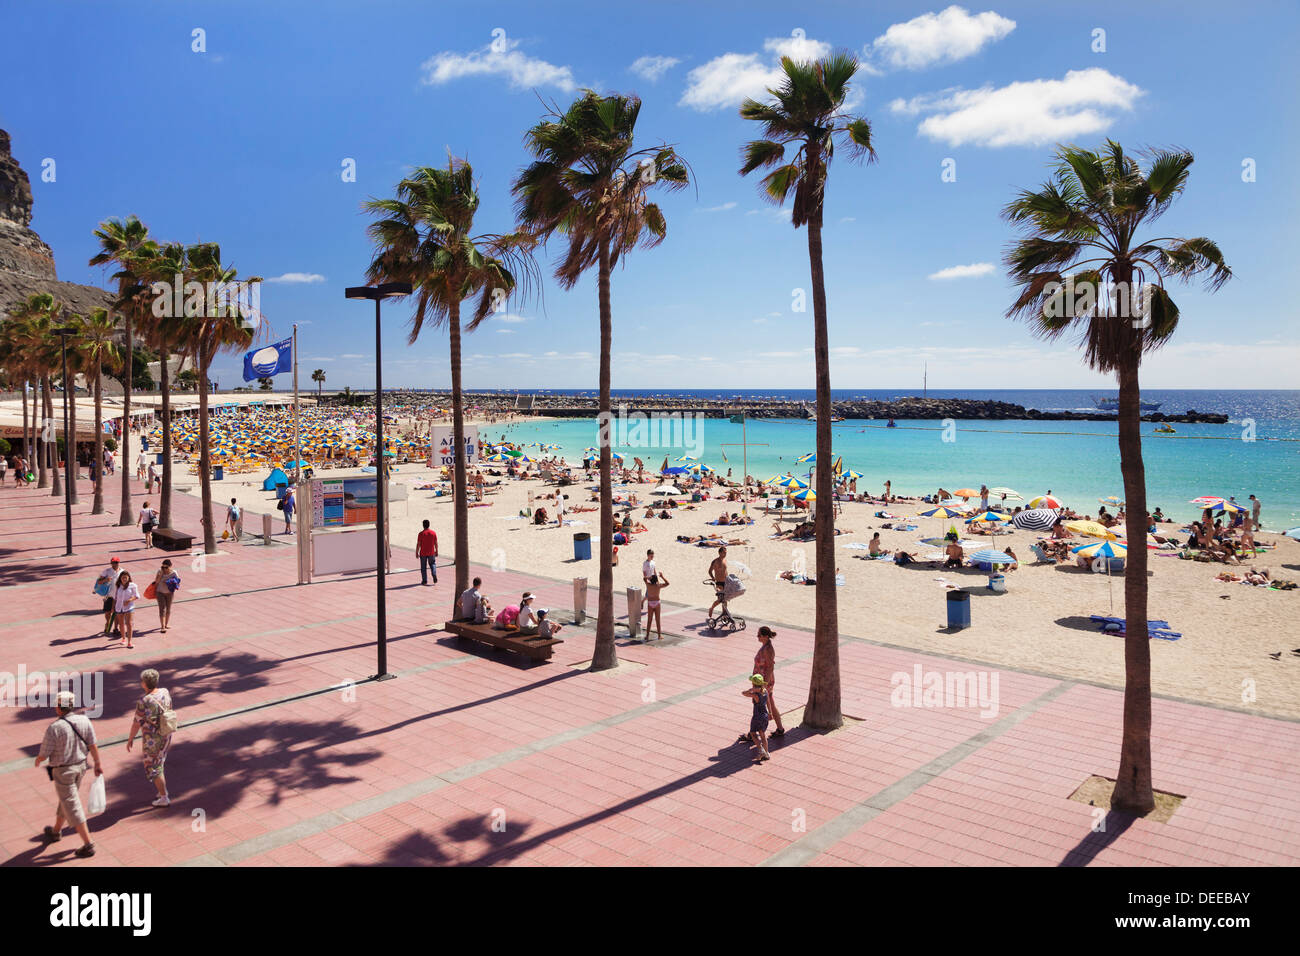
left=344, top=281, right=411, bottom=681
left=54, top=325, right=77, bottom=556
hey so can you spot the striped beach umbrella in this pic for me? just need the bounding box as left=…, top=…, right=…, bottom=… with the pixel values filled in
left=789, top=488, right=816, bottom=501
left=918, top=504, right=968, bottom=518
left=844, top=469, right=865, bottom=482
left=989, top=487, right=1022, bottom=500
left=1189, top=495, right=1225, bottom=507
left=795, top=452, right=816, bottom=464
left=1011, top=508, right=1058, bottom=531
left=1208, top=500, right=1247, bottom=514
left=770, top=475, right=809, bottom=490
left=1073, top=540, right=1127, bottom=609
left=1029, top=494, right=1063, bottom=509
left=1098, top=496, right=1123, bottom=507
left=965, top=511, right=1011, bottom=524
left=969, top=548, right=1015, bottom=565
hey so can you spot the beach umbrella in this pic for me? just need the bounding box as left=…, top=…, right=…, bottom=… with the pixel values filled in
left=1098, top=496, right=1123, bottom=507
left=844, top=469, right=865, bottom=482
left=1189, top=495, right=1225, bottom=507
left=954, top=488, right=980, bottom=499
left=965, top=511, right=1011, bottom=526
left=1064, top=520, right=1118, bottom=539
left=283, top=459, right=309, bottom=469
left=674, top=454, right=700, bottom=462
left=1284, top=528, right=1300, bottom=541
left=795, top=452, right=816, bottom=464
left=1072, top=539, right=1128, bottom=609
left=1012, top=508, right=1058, bottom=531
left=651, top=483, right=680, bottom=496
left=1029, top=494, right=1063, bottom=509
left=770, top=474, right=809, bottom=490
left=483, top=453, right=512, bottom=464
left=989, top=487, right=1022, bottom=501
left=921, top=536, right=981, bottom=548
left=969, top=548, right=1015, bottom=565
left=917, top=504, right=968, bottom=518
left=1209, top=500, right=1247, bottom=514
left=790, top=488, right=816, bottom=501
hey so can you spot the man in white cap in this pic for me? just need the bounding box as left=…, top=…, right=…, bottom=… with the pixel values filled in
left=34, top=690, right=103, bottom=857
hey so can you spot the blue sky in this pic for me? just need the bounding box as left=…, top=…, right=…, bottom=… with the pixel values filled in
left=5, top=0, right=1298, bottom=390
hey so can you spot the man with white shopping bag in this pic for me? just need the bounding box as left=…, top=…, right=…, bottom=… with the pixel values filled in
left=34, top=690, right=104, bottom=858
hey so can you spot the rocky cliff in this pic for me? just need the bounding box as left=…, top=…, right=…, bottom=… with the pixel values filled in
left=0, top=128, right=115, bottom=317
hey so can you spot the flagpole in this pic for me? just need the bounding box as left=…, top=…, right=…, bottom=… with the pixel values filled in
left=292, top=325, right=301, bottom=483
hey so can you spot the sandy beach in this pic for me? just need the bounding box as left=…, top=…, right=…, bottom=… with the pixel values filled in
left=166, top=430, right=1300, bottom=722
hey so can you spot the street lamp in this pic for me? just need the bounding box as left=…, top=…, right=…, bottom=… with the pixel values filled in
left=343, top=281, right=411, bottom=681
left=54, top=324, right=77, bottom=556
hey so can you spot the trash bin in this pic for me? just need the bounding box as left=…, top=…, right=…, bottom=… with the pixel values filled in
left=573, top=532, right=591, bottom=561
left=156, top=453, right=164, bottom=465
left=213, top=465, right=224, bottom=481
left=988, top=573, right=1006, bottom=593
left=573, top=577, right=588, bottom=624
left=946, top=590, right=971, bottom=629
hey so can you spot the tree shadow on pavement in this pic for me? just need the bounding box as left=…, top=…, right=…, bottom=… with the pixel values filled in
left=1057, top=809, right=1137, bottom=866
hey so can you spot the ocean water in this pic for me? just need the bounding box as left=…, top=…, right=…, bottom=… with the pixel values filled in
left=483, top=390, right=1300, bottom=529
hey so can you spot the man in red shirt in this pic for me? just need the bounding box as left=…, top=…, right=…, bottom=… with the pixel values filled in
left=416, top=519, right=438, bottom=585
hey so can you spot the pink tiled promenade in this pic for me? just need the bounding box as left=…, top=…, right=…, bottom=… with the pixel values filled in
left=2, top=471, right=1298, bottom=867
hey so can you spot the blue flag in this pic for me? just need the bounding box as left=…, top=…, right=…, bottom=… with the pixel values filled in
left=242, top=338, right=292, bottom=381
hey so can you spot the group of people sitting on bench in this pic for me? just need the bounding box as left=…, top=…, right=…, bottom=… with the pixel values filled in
left=457, top=579, right=563, bottom=638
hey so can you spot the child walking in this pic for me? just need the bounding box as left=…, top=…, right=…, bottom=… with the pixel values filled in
left=742, top=674, right=771, bottom=762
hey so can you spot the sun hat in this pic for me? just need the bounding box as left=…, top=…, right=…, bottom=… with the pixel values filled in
left=109, top=556, right=120, bottom=563
left=749, top=674, right=766, bottom=686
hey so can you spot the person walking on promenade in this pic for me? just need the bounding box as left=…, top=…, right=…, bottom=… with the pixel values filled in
left=114, top=570, right=141, bottom=649
left=742, top=675, right=771, bottom=762
left=137, top=499, right=156, bottom=549
left=416, top=519, right=438, bottom=585
left=282, top=485, right=296, bottom=534
left=152, top=559, right=177, bottom=632
left=749, top=626, right=785, bottom=737
left=94, top=556, right=121, bottom=636
left=35, top=690, right=103, bottom=857
left=127, top=668, right=174, bottom=807
left=225, top=498, right=242, bottom=541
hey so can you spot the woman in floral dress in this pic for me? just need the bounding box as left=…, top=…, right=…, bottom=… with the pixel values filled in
left=127, top=668, right=173, bottom=807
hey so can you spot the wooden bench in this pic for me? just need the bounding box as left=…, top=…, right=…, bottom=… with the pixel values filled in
left=442, top=620, right=564, bottom=662
left=153, top=528, right=194, bottom=552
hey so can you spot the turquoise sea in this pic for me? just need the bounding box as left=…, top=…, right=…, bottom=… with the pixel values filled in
left=485, top=389, right=1300, bottom=529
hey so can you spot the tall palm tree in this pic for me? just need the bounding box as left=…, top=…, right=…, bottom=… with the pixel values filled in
left=90, top=216, right=151, bottom=525
left=180, top=242, right=259, bottom=554
left=59, top=310, right=85, bottom=504
left=514, top=92, right=689, bottom=670
left=311, top=368, right=325, bottom=398
left=10, top=294, right=63, bottom=494
left=76, top=308, right=123, bottom=515
left=365, top=158, right=537, bottom=613
left=0, top=310, right=38, bottom=478
left=738, top=54, right=875, bottom=729
left=132, top=241, right=187, bottom=530
left=1003, top=141, right=1230, bottom=813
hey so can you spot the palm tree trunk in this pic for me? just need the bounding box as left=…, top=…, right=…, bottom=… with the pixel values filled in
left=591, top=238, right=618, bottom=671
left=92, top=363, right=104, bottom=515
left=159, top=347, right=173, bottom=528
left=449, top=302, right=470, bottom=612
left=802, top=194, right=842, bottom=730
left=1110, top=351, right=1155, bottom=813
left=68, top=375, right=79, bottom=503
left=28, top=377, right=38, bottom=484
left=47, top=379, right=61, bottom=497
left=36, top=377, right=47, bottom=488
left=20, top=376, right=29, bottom=477
left=118, top=311, right=133, bottom=526
left=198, top=343, right=216, bottom=554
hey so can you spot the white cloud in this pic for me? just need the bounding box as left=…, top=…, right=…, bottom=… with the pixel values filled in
left=868, top=6, right=1015, bottom=71
left=680, top=33, right=833, bottom=111
left=928, top=262, right=995, bottom=280
left=492, top=313, right=529, bottom=324
left=629, top=55, right=680, bottom=82
left=700, top=201, right=737, bottom=212
left=496, top=328, right=514, bottom=334
left=339, top=353, right=364, bottom=360
left=267, top=272, right=325, bottom=284
left=891, top=68, right=1143, bottom=147
left=421, top=38, right=575, bottom=91
left=840, top=216, right=857, bottom=223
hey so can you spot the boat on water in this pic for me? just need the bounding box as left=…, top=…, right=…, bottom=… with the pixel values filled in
left=1093, top=395, right=1162, bottom=412
left=1153, top=425, right=1176, bottom=434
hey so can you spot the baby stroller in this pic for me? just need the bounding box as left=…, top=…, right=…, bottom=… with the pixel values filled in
left=704, top=574, right=747, bottom=633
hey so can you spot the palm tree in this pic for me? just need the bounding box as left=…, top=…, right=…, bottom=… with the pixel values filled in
left=179, top=242, right=259, bottom=554
left=0, top=310, right=39, bottom=479
left=131, top=241, right=187, bottom=530
left=1003, top=141, right=1230, bottom=813
left=59, top=310, right=85, bottom=504
left=514, top=92, right=689, bottom=670
left=311, top=368, right=325, bottom=398
left=9, top=294, right=63, bottom=495
left=76, top=308, right=123, bottom=515
left=738, top=54, right=875, bottom=729
left=365, top=158, right=537, bottom=614
left=90, top=216, right=151, bottom=525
